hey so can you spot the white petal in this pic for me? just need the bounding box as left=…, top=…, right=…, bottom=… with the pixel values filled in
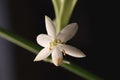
left=45, top=16, right=56, bottom=37
left=52, top=47, right=63, bottom=66
left=37, top=34, right=52, bottom=47
left=57, top=23, right=78, bottom=42
left=62, top=44, right=86, bottom=58
left=34, top=48, right=51, bottom=61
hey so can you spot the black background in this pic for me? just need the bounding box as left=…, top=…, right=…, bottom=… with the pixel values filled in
left=9, top=0, right=117, bottom=80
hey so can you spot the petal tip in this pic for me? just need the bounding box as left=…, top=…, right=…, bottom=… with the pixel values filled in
left=73, top=23, right=78, bottom=25
left=54, top=64, right=60, bottom=66
left=33, top=55, right=42, bottom=61
left=53, top=57, right=63, bottom=66
left=81, top=53, right=86, bottom=57
left=45, top=15, right=51, bottom=22
left=71, top=23, right=78, bottom=27
left=77, top=52, right=86, bottom=58
left=74, top=23, right=78, bottom=29
left=45, top=15, right=49, bottom=20
left=33, top=58, right=39, bottom=62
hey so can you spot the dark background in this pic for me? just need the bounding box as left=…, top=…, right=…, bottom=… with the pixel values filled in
left=2, top=0, right=116, bottom=80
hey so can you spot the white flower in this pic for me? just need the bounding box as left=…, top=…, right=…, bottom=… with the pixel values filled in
left=34, top=16, right=86, bottom=66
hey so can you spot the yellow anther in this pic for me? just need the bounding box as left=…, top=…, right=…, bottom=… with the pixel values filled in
left=49, top=39, right=63, bottom=51
left=62, top=49, right=66, bottom=55
left=49, top=47, right=52, bottom=50
left=56, top=39, right=62, bottom=43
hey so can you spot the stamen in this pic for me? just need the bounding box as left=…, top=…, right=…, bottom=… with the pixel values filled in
left=49, top=47, right=52, bottom=50
left=49, top=42, right=52, bottom=50
left=57, top=39, right=62, bottom=43
left=62, top=49, right=66, bottom=55
left=50, top=42, right=52, bottom=47
left=49, top=39, right=63, bottom=51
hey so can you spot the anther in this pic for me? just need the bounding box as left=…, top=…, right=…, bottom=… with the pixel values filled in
left=62, top=49, right=66, bottom=55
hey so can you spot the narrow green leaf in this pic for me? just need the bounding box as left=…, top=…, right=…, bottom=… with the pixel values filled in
left=60, top=0, right=77, bottom=29
left=52, top=0, right=61, bottom=17
left=61, top=63, right=103, bottom=80
left=0, top=27, right=41, bottom=54
left=52, top=0, right=77, bottom=33
left=52, top=0, right=61, bottom=34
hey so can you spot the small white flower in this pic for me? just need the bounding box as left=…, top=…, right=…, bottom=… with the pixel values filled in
left=34, top=16, right=86, bottom=66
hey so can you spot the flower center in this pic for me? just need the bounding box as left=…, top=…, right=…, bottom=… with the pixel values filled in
left=50, top=39, right=62, bottom=47
left=50, top=39, right=62, bottom=50
left=49, top=39, right=66, bottom=55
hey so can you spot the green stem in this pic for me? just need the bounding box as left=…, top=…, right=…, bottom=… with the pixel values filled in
left=0, top=27, right=41, bottom=54
left=61, top=63, right=103, bottom=80
left=0, top=27, right=103, bottom=80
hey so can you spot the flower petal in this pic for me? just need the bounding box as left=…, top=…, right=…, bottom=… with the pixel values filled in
left=52, top=47, right=63, bottom=66
left=34, top=48, right=51, bottom=61
left=45, top=16, right=56, bottom=37
left=61, top=44, right=86, bottom=58
left=57, top=23, right=78, bottom=42
left=37, top=34, right=52, bottom=47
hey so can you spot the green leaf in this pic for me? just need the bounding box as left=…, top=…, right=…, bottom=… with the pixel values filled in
left=0, top=27, right=41, bottom=54
left=61, top=63, right=103, bottom=80
left=52, top=0, right=77, bottom=34
left=60, top=0, right=77, bottom=29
